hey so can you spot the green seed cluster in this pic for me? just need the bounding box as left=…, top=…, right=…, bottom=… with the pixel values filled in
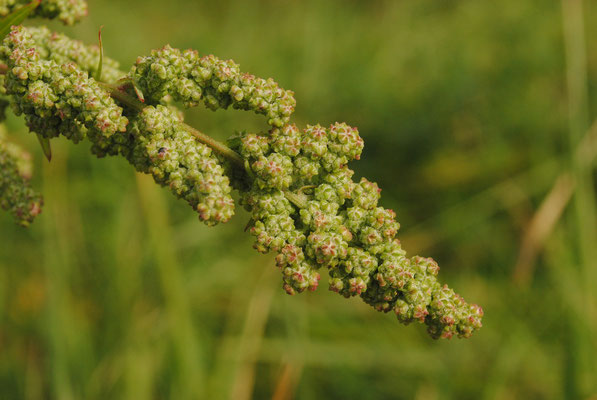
left=22, top=26, right=124, bottom=82
left=1, top=26, right=234, bottom=226
left=0, top=0, right=88, bottom=25
left=130, top=45, right=296, bottom=127
left=0, top=19, right=483, bottom=338
left=237, top=122, right=483, bottom=339
left=237, top=123, right=364, bottom=295
left=117, top=105, right=235, bottom=226
left=0, top=131, right=42, bottom=226
left=1, top=26, right=128, bottom=144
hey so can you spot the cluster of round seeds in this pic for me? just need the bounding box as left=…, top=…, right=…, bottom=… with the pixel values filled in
left=124, top=105, right=235, bottom=226
left=242, top=187, right=322, bottom=293
left=1, top=26, right=234, bottom=226
left=0, top=0, right=88, bottom=25
left=0, top=131, right=42, bottom=226
left=236, top=123, right=363, bottom=294
left=130, top=45, right=296, bottom=127
left=0, top=26, right=128, bottom=144
left=23, top=26, right=124, bottom=82
left=0, top=21, right=482, bottom=338
left=236, top=121, right=483, bottom=339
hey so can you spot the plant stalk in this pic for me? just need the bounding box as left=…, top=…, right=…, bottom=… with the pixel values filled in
left=100, top=82, right=308, bottom=209
left=0, top=63, right=308, bottom=209
left=99, top=82, right=245, bottom=168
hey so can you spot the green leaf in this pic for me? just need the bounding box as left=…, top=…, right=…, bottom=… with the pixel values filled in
left=36, top=133, right=51, bottom=162
left=0, top=1, right=41, bottom=40
left=94, top=25, right=104, bottom=81
left=116, top=76, right=146, bottom=103
left=132, top=81, right=145, bottom=103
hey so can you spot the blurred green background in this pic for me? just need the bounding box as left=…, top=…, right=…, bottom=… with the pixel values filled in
left=1, top=0, right=597, bottom=398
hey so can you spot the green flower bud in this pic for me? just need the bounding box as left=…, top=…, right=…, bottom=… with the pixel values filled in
left=251, top=153, right=293, bottom=190
left=270, top=124, right=301, bottom=157
left=306, top=231, right=348, bottom=266
left=281, top=261, right=320, bottom=295
left=327, top=122, right=364, bottom=161
left=131, top=46, right=296, bottom=127
left=301, top=124, right=328, bottom=159
left=293, top=155, right=319, bottom=181
left=127, top=105, right=234, bottom=226
left=352, top=178, right=381, bottom=209
left=1, top=27, right=128, bottom=146
left=323, top=167, right=354, bottom=201
left=239, top=133, right=269, bottom=158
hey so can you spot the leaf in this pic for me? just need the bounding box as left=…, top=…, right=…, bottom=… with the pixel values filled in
left=36, top=133, right=51, bottom=161
left=132, top=82, right=145, bottom=103
left=94, top=25, right=104, bottom=81
left=0, top=0, right=41, bottom=40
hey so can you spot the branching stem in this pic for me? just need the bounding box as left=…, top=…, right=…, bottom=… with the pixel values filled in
left=98, top=82, right=245, bottom=168
left=99, top=82, right=308, bottom=208
left=0, top=63, right=308, bottom=209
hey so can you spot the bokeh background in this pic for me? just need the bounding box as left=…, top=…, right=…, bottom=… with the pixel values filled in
left=1, top=0, right=597, bottom=398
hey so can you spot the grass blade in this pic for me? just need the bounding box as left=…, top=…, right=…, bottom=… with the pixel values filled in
left=94, top=26, right=104, bottom=81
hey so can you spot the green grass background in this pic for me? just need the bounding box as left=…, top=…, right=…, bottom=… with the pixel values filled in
left=1, top=0, right=597, bottom=398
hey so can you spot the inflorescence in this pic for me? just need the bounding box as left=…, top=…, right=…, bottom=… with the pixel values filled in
left=0, top=0, right=87, bottom=26
left=0, top=1, right=483, bottom=339
left=0, top=129, right=42, bottom=226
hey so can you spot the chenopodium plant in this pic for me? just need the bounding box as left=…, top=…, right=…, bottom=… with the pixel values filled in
left=0, top=0, right=483, bottom=339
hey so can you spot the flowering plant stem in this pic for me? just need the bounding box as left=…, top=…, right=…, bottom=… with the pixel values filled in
left=98, top=81, right=246, bottom=169
left=98, top=81, right=308, bottom=208
left=0, top=1, right=483, bottom=340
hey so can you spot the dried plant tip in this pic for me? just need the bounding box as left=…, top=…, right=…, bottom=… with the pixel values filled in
left=94, top=25, right=104, bottom=82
